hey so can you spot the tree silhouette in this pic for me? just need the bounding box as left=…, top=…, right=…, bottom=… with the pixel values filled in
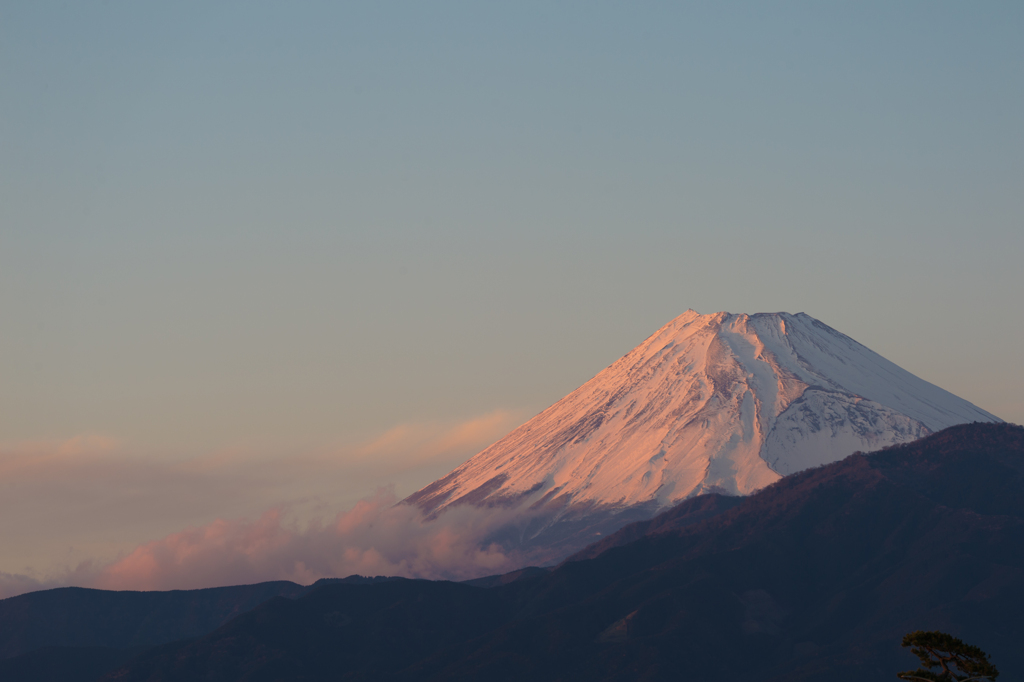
left=897, top=630, right=999, bottom=682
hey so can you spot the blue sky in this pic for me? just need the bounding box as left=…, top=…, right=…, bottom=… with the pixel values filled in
left=1, top=2, right=1022, bottom=581
left=3, top=0, right=1021, bottom=447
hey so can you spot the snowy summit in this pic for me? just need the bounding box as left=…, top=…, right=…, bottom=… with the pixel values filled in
left=405, top=311, right=1000, bottom=537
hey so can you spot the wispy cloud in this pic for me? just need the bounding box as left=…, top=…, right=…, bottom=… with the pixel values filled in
left=0, top=433, right=119, bottom=477
left=354, top=409, right=525, bottom=466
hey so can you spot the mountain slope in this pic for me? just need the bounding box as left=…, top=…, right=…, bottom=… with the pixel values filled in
left=406, top=311, right=999, bottom=530
left=98, top=423, right=1024, bottom=682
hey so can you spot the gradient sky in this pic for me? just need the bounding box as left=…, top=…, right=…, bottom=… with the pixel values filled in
left=2, top=2, right=1022, bottom=585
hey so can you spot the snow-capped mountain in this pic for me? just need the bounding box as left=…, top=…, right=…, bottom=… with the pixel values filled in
left=404, top=311, right=1001, bottom=550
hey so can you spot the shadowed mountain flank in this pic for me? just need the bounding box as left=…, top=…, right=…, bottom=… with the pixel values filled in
left=562, top=492, right=746, bottom=563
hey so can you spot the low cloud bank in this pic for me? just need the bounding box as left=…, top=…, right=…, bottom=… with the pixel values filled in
left=0, top=487, right=533, bottom=598
left=0, top=572, right=47, bottom=599
left=0, top=410, right=529, bottom=599
left=93, top=488, right=525, bottom=592
left=0, top=561, right=98, bottom=600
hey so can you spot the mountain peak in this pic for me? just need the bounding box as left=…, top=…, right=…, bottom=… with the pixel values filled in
left=404, top=311, right=1001, bottom=545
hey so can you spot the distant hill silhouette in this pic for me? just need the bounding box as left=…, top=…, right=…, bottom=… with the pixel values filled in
left=3, top=423, right=1022, bottom=681
left=0, top=576, right=395, bottom=682
left=0, top=581, right=305, bottom=659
